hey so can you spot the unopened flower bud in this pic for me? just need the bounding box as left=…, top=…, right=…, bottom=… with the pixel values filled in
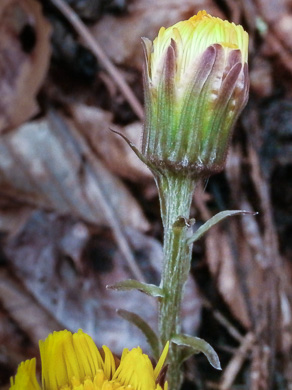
left=142, top=10, right=249, bottom=177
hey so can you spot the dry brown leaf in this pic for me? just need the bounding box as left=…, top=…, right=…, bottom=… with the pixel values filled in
left=208, top=144, right=292, bottom=357
left=71, top=104, right=151, bottom=181
left=0, top=303, right=40, bottom=386
left=0, top=268, right=62, bottom=344
left=273, top=14, right=292, bottom=50
left=0, top=197, right=33, bottom=237
left=0, top=0, right=51, bottom=133
left=250, top=57, right=273, bottom=97
left=205, top=226, right=252, bottom=328
left=193, top=183, right=264, bottom=330
left=0, top=112, right=149, bottom=231
left=4, top=211, right=201, bottom=353
left=90, top=0, right=222, bottom=69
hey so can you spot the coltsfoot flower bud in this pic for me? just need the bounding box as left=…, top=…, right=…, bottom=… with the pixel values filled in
left=142, top=10, right=249, bottom=177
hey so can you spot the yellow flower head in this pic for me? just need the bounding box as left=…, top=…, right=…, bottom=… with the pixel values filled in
left=142, top=10, right=249, bottom=177
left=149, top=10, right=248, bottom=85
left=10, top=329, right=169, bottom=390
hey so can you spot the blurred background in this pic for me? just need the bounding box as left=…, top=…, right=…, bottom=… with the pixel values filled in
left=0, top=0, right=292, bottom=389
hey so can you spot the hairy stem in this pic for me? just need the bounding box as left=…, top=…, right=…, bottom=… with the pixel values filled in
left=155, top=173, right=196, bottom=390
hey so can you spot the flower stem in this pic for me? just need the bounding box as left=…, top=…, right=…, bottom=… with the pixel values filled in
left=155, top=173, right=196, bottom=390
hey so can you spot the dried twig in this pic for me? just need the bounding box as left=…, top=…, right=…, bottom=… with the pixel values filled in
left=49, top=0, right=144, bottom=120
left=219, top=332, right=255, bottom=390
left=203, top=298, right=244, bottom=343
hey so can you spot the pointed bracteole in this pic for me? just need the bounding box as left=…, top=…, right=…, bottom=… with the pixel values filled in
left=107, top=279, right=164, bottom=298
left=172, top=333, right=221, bottom=370
left=117, top=309, right=161, bottom=360
left=109, top=127, right=151, bottom=166
left=187, top=209, right=257, bottom=245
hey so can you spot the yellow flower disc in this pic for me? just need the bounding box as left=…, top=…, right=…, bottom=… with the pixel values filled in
left=10, top=330, right=169, bottom=390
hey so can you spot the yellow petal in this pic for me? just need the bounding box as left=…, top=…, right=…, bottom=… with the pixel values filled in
left=113, top=347, right=155, bottom=390
left=154, top=342, right=169, bottom=380
left=40, top=329, right=106, bottom=390
left=10, top=359, right=41, bottom=390
left=102, top=345, right=116, bottom=379
left=150, top=10, right=248, bottom=85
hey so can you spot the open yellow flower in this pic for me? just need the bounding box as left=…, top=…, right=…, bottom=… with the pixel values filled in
left=10, top=330, right=169, bottom=390
left=142, top=10, right=249, bottom=177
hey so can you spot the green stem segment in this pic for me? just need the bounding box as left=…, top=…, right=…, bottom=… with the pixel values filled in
left=155, top=173, right=196, bottom=390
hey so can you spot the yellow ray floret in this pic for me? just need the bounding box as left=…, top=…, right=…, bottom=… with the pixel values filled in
left=150, top=10, right=248, bottom=83
left=10, top=359, right=41, bottom=390
left=10, top=330, right=169, bottom=390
